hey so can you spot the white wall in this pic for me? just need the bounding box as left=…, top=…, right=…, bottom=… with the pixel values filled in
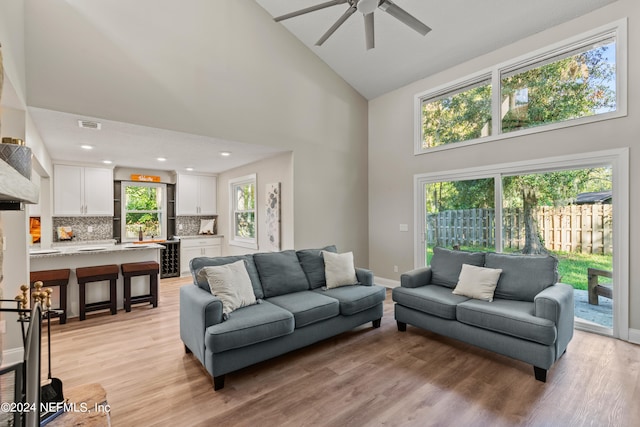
left=23, top=0, right=369, bottom=266
left=218, top=152, right=294, bottom=256
left=1, top=0, right=54, bottom=363
left=369, top=0, right=640, bottom=328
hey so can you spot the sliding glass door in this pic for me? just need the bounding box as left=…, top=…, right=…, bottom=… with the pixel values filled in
left=416, top=150, right=627, bottom=338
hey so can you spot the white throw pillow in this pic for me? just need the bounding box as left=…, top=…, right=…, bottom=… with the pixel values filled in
left=201, top=260, right=256, bottom=317
left=199, top=218, right=215, bottom=235
left=322, top=251, right=358, bottom=289
left=452, top=264, right=502, bottom=302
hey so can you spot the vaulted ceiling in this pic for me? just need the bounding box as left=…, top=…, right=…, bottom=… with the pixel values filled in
left=256, top=0, right=618, bottom=99
left=21, top=0, right=617, bottom=172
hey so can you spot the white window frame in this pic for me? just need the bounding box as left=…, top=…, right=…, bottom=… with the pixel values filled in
left=414, top=19, right=628, bottom=155
left=121, top=181, right=167, bottom=242
left=414, top=148, right=629, bottom=340
left=229, top=174, right=258, bottom=250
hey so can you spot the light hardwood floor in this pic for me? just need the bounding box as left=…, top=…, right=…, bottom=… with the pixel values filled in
left=43, top=276, right=640, bottom=426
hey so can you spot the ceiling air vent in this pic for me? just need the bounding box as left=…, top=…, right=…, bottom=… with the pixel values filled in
left=77, top=120, right=102, bottom=130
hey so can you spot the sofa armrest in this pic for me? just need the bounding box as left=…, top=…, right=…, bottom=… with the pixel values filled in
left=356, top=267, right=374, bottom=286
left=400, top=267, right=432, bottom=288
left=534, top=283, right=574, bottom=359
left=180, top=284, right=224, bottom=364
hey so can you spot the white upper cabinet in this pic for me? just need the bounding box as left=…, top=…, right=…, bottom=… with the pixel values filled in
left=53, top=164, right=114, bottom=216
left=176, top=174, right=217, bottom=216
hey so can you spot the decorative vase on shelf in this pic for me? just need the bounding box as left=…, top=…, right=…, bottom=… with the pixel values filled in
left=0, top=138, right=32, bottom=179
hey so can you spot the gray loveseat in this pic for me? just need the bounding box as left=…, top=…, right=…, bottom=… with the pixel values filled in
left=180, top=246, right=386, bottom=390
left=392, top=247, right=574, bottom=382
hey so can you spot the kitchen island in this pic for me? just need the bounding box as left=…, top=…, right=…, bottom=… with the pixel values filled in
left=30, top=242, right=163, bottom=320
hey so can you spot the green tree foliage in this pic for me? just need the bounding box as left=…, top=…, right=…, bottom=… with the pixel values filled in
left=125, top=186, right=162, bottom=237
left=422, top=84, right=492, bottom=148
left=502, top=44, right=616, bottom=132
left=235, top=183, right=255, bottom=238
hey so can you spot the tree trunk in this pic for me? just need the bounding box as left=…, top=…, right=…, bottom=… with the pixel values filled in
left=521, top=188, right=548, bottom=254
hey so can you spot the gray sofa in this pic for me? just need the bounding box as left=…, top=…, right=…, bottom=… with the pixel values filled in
left=180, top=246, right=386, bottom=390
left=392, top=247, right=574, bottom=382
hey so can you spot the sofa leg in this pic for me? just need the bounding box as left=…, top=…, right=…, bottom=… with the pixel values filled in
left=184, top=344, right=192, bottom=354
left=534, top=366, right=547, bottom=382
left=372, top=319, right=381, bottom=328
left=213, top=375, right=225, bottom=391
left=397, top=321, right=407, bottom=332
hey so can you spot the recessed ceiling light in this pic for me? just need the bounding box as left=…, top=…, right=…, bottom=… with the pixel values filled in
left=186, top=167, right=194, bottom=172
left=157, top=157, right=167, bottom=162
left=219, top=151, right=231, bottom=157
left=102, top=160, right=113, bottom=164
left=80, top=145, right=93, bottom=150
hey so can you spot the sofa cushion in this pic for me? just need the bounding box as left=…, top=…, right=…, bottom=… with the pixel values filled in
left=192, top=255, right=263, bottom=299
left=456, top=299, right=557, bottom=346
left=267, top=291, right=340, bottom=328
left=392, top=285, right=470, bottom=320
left=200, top=260, right=257, bottom=317
left=452, top=264, right=502, bottom=302
left=322, top=251, right=359, bottom=289
left=205, top=301, right=294, bottom=353
left=314, top=285, right=386, bottom=316
left=430, top=247, right=485, bottom=289
left=297, top=245, right=337, bottom=289
left=485, top=252, right=558, bottom=302
left=254, top=250, right=310, bottom=298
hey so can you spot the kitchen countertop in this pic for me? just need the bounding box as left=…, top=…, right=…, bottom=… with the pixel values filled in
left=29, top=242, right=164, bottom=258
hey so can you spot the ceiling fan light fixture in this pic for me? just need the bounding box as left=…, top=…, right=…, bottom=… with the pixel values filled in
left=357, top=0, right=378, bottom=15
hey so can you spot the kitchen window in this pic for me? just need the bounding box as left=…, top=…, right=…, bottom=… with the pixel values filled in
left=229, top=174, right=257, bottom=249
left=121, top=181, right=167, bottom=242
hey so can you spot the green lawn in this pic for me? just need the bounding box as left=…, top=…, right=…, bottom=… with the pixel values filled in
left=425, top=246, right=612, bottom=290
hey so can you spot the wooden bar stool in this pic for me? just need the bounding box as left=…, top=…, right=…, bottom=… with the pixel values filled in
left=76, top=265, right=119, bottom=321
left=121, top=261, right=160, bottom=312
left=30, top=269, right=70, bottom=324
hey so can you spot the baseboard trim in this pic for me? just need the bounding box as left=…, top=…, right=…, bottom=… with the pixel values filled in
left=375, top=277, right=400, bottom=288
left=629, top=328, right=640, bottom=345
left=1, top=347, right=23, bottom=368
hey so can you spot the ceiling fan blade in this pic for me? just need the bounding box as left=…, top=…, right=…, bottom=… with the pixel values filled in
left=274, top=0, right=348, bottom=22
left=315, top=5, right=357, bottom=46
left=379, top=0, right=431, bottom=36
left=364, top=13, right=375, bottom=50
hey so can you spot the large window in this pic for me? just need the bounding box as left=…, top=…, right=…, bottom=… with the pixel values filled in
left=416, top=20, right=625, bottom=153
left=421, top=78, right=492, bottom=148
left=122, top=182, right=166, bottom=242
left=229, top=174, right=257, bottom=249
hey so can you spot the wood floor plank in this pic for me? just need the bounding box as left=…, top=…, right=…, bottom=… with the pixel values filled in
left=40, top=277, right=640, bottom=426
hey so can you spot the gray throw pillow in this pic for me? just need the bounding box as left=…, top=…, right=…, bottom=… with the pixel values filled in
left=485, top=252, right=558, bottom=301
left=254, top=250, right=310, bottom=298
left=430, top=247, right=485, bottom=289
left=297, top=245, right=337, bottom=289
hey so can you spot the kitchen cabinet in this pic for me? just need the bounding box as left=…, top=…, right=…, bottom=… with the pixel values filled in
left=176, top=174, right=217, bottom=215
left=54, top=164, right=113, bottom=216
left=180, top=237, right=222, bottom=276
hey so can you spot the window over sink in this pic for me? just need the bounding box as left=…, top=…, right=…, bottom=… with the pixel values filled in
left=121, top=182, right=167, bottom=242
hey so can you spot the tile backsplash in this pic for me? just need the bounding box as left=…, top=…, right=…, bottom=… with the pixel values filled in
left=176, top=216, right=217, bottom=236
left=52, top=217, right=113, bottom=242
left=51, top=215, right=216, bottom=241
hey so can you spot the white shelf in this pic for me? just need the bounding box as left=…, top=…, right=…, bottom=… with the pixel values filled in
left=0, top=158, right=39, bottom=203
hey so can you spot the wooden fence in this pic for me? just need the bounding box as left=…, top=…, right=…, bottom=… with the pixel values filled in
left=427, top=204, right=612, bottom=254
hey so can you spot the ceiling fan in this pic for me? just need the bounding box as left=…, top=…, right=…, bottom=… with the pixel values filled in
left=274, top=0, right=431, bottom=50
